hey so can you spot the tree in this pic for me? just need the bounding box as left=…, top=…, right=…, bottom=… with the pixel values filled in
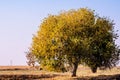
left=31, top=8, right=120, bottom=77
left=26, top=48, right=36, bottom=67
left=83, top=17, right=120, bottom=73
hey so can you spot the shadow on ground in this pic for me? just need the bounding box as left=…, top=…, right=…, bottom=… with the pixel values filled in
left=0, top=74, right=60, bottom=80
left=74, top=74, right=120, bottom=80
left=0, top=74, right=120, bottom=80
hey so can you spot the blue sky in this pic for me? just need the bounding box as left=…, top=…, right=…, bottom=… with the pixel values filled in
left=0, top=0, right=120, bottom=65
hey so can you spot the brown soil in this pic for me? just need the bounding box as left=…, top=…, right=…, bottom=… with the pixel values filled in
left=0, top=66, right=120, bottom=80
left=0, top=66, right=30, bottom=71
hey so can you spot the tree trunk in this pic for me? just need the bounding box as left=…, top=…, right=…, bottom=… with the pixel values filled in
left=71, top=63, right=78, bottom=77
left=91, top=66, right=97, bottom=73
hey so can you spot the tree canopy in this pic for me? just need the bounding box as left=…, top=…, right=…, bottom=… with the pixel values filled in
left=30, top=8, right=120, bottom=77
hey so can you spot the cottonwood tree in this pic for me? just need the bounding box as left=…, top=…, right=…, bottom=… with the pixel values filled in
left=83, top=17, right=120, bottom=73
left=31, top=8, right=119, bottom=77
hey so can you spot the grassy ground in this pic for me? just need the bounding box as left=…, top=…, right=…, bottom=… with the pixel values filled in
left=0, top=65, right=120, bottom=80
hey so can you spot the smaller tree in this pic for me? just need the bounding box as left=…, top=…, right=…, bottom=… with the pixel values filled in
left=26, top=48, right=36, bottom=67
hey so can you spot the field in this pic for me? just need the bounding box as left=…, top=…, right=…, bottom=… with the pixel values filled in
left=0, top=65, right=120, bottom=80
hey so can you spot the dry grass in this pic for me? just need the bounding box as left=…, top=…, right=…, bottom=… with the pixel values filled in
left=53, top=65, right=120, bottom=80
left=0, top=65, right=120, bottom=80
left=0, top=66, right=30, bottom=69
left=77, top=65, right=120, bottom=76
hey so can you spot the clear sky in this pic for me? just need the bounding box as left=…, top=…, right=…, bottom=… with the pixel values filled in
left=0, top=0, right=120, bottom=65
